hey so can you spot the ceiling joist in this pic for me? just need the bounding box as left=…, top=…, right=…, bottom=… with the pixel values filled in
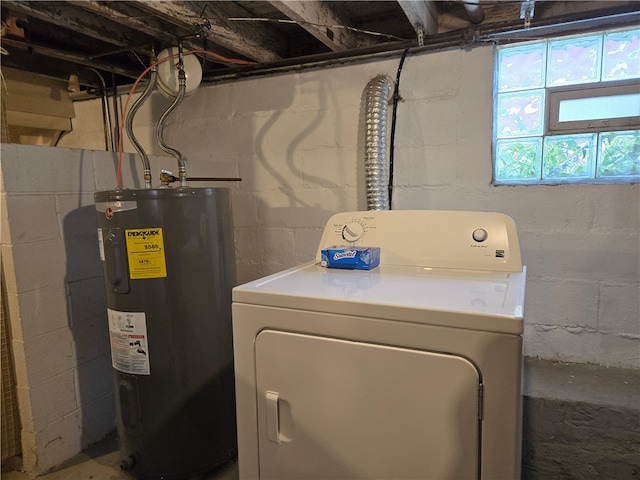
left=268, top=0, right=372, bottom=51
left=131, top=0, right=287, bottom=63
left=1, top=1, right=637, bottom=87
left=398, top=0, right=438, bottom=40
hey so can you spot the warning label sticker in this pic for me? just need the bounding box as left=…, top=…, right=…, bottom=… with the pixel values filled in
left=125, top=227, right=167, bottom=279
left=107, top=309, right=151, bottom=375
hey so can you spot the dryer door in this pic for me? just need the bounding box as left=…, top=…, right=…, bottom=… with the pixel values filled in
left=255, top=330, right=481, bottom=480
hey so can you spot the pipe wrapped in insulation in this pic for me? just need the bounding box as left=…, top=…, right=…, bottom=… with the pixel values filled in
left=364, top=75, right=392, bottom=211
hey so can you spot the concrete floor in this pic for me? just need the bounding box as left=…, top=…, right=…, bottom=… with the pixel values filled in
left=1, top=431, right=238, bottom=480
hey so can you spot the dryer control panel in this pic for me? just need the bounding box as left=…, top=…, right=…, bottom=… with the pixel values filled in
left=316, top=210, right=523, bottom=272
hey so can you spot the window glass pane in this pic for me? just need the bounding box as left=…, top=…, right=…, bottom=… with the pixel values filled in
left=496, top=90, right=545, bottom=138
left=597, top=130, right=640, bottom=177
left=497, top=43, right=545, bottom=91
left=603, top=29, right=640, bottom=81
left=495, top=138, right=542, bottom=181
left=543, top=134, right=596, bottom=179
left=547, top=35, right=602, bottom=86
left=558, top=93, right=640, bottom=122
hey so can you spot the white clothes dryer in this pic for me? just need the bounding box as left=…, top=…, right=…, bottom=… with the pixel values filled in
left=232, top=210, right=527, bottom=480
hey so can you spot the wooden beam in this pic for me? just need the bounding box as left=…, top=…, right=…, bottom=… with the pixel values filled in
left=268, top=0, right=372, bottom=51
left=68, top=0, right=192, bottom=46
left=2, top=1, right=155, bottom=50
left=0, top=37, right=139, bottom=79
left=131, top=0, right=287, bottom=63
left=398, top=0, right=438, bottom=39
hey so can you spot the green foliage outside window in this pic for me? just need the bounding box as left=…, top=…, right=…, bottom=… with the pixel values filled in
left=494, top=27, right=640, bottom=184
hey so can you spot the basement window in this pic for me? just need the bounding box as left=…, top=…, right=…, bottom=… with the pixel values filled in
left=493, top=26, right=640, bottom=185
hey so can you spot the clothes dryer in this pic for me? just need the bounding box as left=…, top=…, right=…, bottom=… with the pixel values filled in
left=232, top=210, right=526, bottom=479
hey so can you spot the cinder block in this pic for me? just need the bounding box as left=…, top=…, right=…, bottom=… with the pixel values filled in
left=72, top=315, right=110, bottom=365
left=292, top=227, right=324, bottom=264
left=32, top=409, right=83, bottom=474
left=66, top=276, right=106, bottom=326
left=524, top=276, right=599, bottom=328
left=2, top=240, right=66, bottom=293
left=56, top=195, right=99, bottom=239
left=230, top=191, right=260, bottom=227
left=455, top=142, right=493, bottom=187
left=523, top=324, right=640, bottom=369
left=487, top=185, right=592, bottom=233
left=29, top=371, right=78, bottom=429
left=237, top=154, right=304, bottom=192
left=183, top=82, right=235, bottom=121
left=592, top=185, right=640, bottom=232
left=403, top=50, right=462, bottom=101
left=77, top=393, right=115, bottom=449
left=1, top=145, right=94, bottom=194
left=20, top=428, right=38, bottom=474
left=234, top=226, right=295, bottom=268
left=397, top=98, right=459, bottom=148
left=391, top=185, right=439, bottom=211
left=598, top=283, right=640, bottom=335
left=538, top=231, right=639, bottom=283
left=75, top=353, right=113, bottom=405
left=10, top=285, right=69, bottom=340
left=302, top=148, right=357, bottom=189
left=232, top=74, right=298, bottom=114
left=393, top=144, right=458, bottom=187
left=23, top=328, right=77, bottom=386
left=235, top=263, right=264, bottom=285
left=15, top=385, right=34, bottom=431
left=10, top=338, right=28, bottom=387
left=3, top=194, right=60, bottom=244
left=62, top=235, right=102, bottom=283
left=257, top=189, right=354, bottom=229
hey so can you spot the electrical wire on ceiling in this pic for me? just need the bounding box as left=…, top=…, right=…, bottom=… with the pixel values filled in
left=388, top=49, right=410, bottom=210
left=226, top=17, right=410, bottom=41
left=116, top=49, right=256, bottom=188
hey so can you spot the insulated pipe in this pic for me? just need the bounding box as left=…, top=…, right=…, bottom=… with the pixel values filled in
left=126, top=60, right=157, bottom=189
left=156, top=48, right=188, bottom=187
left=364, top=75, right=392, bottom=211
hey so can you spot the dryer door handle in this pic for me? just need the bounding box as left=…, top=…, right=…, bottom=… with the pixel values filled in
left=266, top=391, right=281, bottom=444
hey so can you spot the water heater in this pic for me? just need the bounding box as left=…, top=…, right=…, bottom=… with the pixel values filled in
left=95, top=187, right=237, bottom=479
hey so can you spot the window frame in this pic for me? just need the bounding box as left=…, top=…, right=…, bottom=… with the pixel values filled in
left=546, top=80, right=640, bottom=134
left=492, top=26, right=640, bottom=186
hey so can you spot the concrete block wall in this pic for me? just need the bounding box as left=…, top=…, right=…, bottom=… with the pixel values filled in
left=60, top=45, right=639, bottom=369
left=0, top=144, right=178, bottom=474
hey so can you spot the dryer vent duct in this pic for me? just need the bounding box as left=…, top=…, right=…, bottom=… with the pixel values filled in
left=364, top=75, right=392, bottom=211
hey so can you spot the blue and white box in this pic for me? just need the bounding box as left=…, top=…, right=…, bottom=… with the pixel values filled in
left=320, top=245, right=380, bottom=270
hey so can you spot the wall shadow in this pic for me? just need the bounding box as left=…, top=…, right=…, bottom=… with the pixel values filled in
left=62, top=204, right=116, bottom=455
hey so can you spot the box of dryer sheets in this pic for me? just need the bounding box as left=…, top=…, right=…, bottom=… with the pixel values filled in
left=321, top=246, right=380, bottom=270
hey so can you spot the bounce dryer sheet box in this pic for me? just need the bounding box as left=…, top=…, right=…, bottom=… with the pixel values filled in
left=320, top=245, right=380, bottom=270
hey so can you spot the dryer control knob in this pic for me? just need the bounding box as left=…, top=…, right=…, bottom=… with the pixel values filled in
left=472, top=228, right=488, bottom=242
left=342, top=222, right=364, bottom=242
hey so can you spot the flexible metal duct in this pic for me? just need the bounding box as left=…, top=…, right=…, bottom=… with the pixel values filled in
left=364, top=75, right=392, bottom=211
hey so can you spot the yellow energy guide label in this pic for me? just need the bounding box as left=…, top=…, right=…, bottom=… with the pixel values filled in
left=125, top=227, right=167, bottom=279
